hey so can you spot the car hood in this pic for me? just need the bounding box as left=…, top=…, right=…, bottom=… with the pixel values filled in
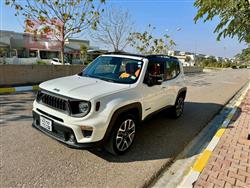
left=39, top=75, right=131, bottom=100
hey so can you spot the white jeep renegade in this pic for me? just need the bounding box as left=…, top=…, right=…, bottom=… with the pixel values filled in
left=32, top=53, right=187, bottom=155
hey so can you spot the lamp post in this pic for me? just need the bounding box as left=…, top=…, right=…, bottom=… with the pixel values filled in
left=165, top=27, right=182, bottom=52
left=223, top=46, right=227, bottom=68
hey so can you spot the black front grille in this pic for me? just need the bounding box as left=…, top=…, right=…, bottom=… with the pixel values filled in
left=41, top=93, right=68, bottom=112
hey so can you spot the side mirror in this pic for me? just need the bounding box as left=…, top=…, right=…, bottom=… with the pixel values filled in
left=156, top=78, right=163, bottom=84
left=146, top=74, right=163, bottom=86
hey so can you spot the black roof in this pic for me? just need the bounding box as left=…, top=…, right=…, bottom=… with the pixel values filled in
left=104, top=51, right=178, bottom=60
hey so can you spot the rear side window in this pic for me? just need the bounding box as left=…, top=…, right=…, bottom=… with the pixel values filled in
left=165, top=60, right=180, bottom=80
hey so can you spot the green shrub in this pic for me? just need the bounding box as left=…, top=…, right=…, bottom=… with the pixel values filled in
left=239, top=65, right=247, bottom=69
left=36, top=60, right=47, bottom=65
left=223, top=62, right=231, bottom=68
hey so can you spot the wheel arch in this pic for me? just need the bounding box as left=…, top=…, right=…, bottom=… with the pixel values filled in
left=102, top=102, right=142, bottom=144
left=177, top=87, right=187, bottom=100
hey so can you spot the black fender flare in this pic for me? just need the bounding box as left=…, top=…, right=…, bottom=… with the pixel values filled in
left=177, top=87, right=187, bottom=100
left=101, top=102, right=142, bottom=144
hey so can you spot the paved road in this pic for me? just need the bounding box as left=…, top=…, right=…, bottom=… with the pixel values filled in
left=1, top=69, right=249, bottom=187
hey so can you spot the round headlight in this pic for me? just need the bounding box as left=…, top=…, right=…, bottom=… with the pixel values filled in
left=79, top=102, right=89, bottom=114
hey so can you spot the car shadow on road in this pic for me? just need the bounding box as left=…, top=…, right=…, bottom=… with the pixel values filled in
left=89, top=102, right=240, bottom=163
left=1, top=92, right=241, bottom=164
left=0, top=92, right=35, bottom=125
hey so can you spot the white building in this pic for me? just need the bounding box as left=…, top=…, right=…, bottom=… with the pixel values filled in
left=168, top=50, right=196, bottom=66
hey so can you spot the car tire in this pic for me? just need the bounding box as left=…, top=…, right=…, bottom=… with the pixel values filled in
left=105, top=114, right=136, bottom=155
left=170, top=95, right=185, bottom=118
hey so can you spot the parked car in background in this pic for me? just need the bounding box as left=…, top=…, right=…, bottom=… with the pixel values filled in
left=50, top=58, right=70, bottom=65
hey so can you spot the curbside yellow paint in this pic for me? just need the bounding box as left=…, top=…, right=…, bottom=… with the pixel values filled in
left=193, top=150, right=212, bottom=172
left=0, top=87, right=16, bottom=94
left=179, top=82, right=250, bottom=188
left=32, top=85, right=39, bottom=90
left=226, top=113, right=233, bottom=120
left=0, top=85, right=39, bottom=94
left=215, top=128, right=226, bottom=138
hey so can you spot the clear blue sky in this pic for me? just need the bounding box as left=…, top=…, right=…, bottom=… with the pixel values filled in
left=0, top=0, right=247, bottom=58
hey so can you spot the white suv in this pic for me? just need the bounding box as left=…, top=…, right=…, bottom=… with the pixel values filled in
left=32, top=53, right=187, bottom=155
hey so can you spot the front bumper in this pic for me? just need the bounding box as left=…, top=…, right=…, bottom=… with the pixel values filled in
left=32, top=111, right=104, bottom=149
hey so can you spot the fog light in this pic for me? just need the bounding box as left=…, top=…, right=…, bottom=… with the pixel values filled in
left=80, top=126, right=93, bottom=138
left=82, top=130, right=93, bottom=138
left=69, top=134, right=75, bottom=142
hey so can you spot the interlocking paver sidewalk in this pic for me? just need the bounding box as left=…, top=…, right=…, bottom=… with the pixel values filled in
left=194, top=89, right=250, bottom=188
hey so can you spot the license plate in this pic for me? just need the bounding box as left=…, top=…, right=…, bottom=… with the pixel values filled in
left=40, top=116, right=52, bottom=131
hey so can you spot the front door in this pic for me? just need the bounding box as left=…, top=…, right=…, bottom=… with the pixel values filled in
left=141, top=60, right=167, bottom=118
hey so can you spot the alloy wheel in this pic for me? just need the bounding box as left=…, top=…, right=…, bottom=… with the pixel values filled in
left=176, top=97, right=184, bottom=117
left=115, top=119, right=135, bottom=152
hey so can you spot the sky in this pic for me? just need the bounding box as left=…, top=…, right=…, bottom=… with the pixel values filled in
left=0, top=0, right=247, bottom=58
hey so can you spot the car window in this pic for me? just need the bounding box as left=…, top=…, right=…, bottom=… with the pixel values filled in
left=119, top=59, right=140, bottom=72
left=143, top=60, right=164, bottom=84
left=94, top=58, right=117, bottom=74
left=148, top=62, right=164, bottom=77
left=82, top=56, right=143, bottom=84
left=165, top=60, right=180, bottom=80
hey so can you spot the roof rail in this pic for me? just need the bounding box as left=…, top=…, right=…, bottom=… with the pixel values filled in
left=104, top=51, right=178, bottom=59
left=146, top=54, right=178, bottom=59
left=104, top=51, right=146, bottom=57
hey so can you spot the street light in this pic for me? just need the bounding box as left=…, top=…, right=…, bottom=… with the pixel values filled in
left=165, top=27, right=182, bottom=51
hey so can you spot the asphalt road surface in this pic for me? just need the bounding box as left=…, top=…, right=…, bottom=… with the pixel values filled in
left=1, top=69, right=249, bottom=187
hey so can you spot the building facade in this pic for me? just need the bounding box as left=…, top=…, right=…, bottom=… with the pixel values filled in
left=0, top=30, right=90, bottom=63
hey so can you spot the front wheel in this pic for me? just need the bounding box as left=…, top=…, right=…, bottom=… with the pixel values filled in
left=171, top=96, right=185, bottom=118
left=105, top=114, right=136, bottom=155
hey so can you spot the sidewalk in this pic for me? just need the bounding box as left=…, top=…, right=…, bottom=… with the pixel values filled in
left=194, top=90, right=250, bottom=188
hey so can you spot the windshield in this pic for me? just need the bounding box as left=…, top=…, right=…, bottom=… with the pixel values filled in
left=81, top=56, right=143, bottom=84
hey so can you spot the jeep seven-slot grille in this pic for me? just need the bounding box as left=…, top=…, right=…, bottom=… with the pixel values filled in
left=41, top=93, right=68, bottom=112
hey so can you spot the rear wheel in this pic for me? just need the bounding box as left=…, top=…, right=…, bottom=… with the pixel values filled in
left=171, top=95, right=185, bottom=118
left=105, top=114, right=136, bottom=155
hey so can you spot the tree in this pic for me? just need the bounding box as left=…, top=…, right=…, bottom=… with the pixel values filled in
left=90, top=7, right=133, bottom=52
left=185, top=56, right=191, bottom=62
left=194, top=0, right=250, bottom=43
left=80, top=44, right=88, bottom=64
left=5, top=0, right=105, bottom=64
left=128, top=25, right=176, bottom=54
left=198, top=57, right=217, bottom=67
left=0, top=47, right=7, bottom=57
left=235, top=46, right=250, bottom=63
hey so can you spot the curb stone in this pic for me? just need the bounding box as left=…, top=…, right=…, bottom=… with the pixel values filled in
left=0, top=85, right=39, bottom=94
left=178, top=82, right=250, bottom=188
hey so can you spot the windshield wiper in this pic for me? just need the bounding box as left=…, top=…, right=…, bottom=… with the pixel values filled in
left=98, top=78, right=115, bottom=83
left=83, top=74, right=120, bottom=83
left=84, top=75, right=113, bottom=82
